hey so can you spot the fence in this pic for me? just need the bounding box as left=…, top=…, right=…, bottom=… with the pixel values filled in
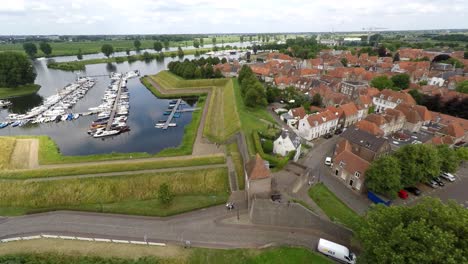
left=0, top=234, right=166, bottom=246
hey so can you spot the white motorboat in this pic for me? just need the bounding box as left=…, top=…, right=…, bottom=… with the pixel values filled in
left=93, top=130, right=120, bottom=138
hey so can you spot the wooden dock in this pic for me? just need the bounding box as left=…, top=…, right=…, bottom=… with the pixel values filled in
left=105, top=77, right=123, bottom=131
left=163, top=99, right=182, bottom=130
left=176, top=108, right=200, bottom=113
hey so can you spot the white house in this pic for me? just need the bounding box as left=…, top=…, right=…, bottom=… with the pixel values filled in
left=372, top=89, right=417, bottom=113
left=273, top=131, right=302, bottom=161
left=297, top=110, right=339, bottom=141
left=428, top=77, right=445, bottom=87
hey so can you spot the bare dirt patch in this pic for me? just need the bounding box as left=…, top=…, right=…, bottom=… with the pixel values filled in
left=9, top=139, right=38, bottom=169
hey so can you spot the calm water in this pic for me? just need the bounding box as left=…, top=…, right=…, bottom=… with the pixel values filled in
left=0, top=55, right=200, bottom=156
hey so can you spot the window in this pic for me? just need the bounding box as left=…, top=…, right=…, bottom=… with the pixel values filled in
left=355, top=171, right=361, bottom=178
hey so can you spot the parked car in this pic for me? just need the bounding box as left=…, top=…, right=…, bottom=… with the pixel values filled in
left=398, top=190, right=408, bottom=199
left=440, top=172, right=456, bottom=182
left=271, top=193, right=281, bottom=202
left=425, top=180, right=439, bottom=189
left=334, top=129, right=343, bottom=135
left=324, top=157, right=332, bottom=166
left=433, top=177, right=445, bottom=187
left=404, top=186, right=421, bottom=196
left=323, top=133, right=333, bottom=139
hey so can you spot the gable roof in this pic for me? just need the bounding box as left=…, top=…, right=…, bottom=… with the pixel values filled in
left=246, top=154, right=271, bottom=180
left=445, top=123, right=465, bottom=138
left=341, top=126, right=388, bottom=153
left=278, top=130, right=301, bottom=149
left=356, top=120, right=385, bottom=137
left=334, top=150, right=370, bottom=176
left=290, top=106, right=306, bottom=119
left=306, top=110, right=338, bottom=127
left=377, top=89, right=416, bottom=105
left=339, top=102, right=359, bottom=117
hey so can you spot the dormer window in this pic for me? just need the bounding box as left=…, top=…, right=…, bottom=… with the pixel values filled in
left=355, top=171, right=361, bottom=178
left=396, top=99, right=402, bottom=104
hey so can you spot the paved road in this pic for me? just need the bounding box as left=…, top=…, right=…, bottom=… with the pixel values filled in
left=0, top=207, right=352, bottom=251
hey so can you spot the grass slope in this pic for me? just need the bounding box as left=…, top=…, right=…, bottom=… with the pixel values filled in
left=0, top=84, right=40, bottom=99
left=308, top=183, right=363, bottom=230
left=0, top=241, right=332, bottom=264
left=227, top=143, right=245, bottom=190
left=0, top=137, right=16, bottom=169
left=0, top=167, right=229, bottom=216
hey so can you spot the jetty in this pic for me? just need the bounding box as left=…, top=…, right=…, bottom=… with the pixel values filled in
left=105, top=77, right=123, bottom=131
left=163, top=99, right=182, bottom=130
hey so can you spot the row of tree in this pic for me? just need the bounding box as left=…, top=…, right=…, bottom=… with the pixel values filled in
left=238, top=65, right=268, bottom=107
left=22, top=42, right=52, bottom=58
left=370, top=74, right=411, bottom=91
left=0, top=52, right=36, bottom=88
left=167, top=59, right=223, bottom=79
left=366, top=144, right=467, bottom=199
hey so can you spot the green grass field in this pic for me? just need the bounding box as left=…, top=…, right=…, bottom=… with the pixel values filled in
left=0, top=154, right=225, bottom=179
left=308, top=183, right=364, bottom=231
left=0, top=167, right=229, bottom=216
left=149, top=71, right=241, bottom=143
left=0, top=137, right=16, bottom=170
left=0, top=243, right=332, bottom=264
left=0, top=84, right=40, bottom=99
left=0, top=36, right=244, bottom=57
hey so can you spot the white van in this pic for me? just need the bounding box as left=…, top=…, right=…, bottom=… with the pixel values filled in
left=317, top=238, right=356, bottom=264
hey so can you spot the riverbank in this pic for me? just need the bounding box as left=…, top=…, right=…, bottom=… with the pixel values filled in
left=0, top=84, right=40, bottom=99
left=47, top=47, right=214, bottom=71
left=0, top=36, right=244, bottom=57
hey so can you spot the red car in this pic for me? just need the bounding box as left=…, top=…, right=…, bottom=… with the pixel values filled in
left=398, top=190, right=409, bottom=199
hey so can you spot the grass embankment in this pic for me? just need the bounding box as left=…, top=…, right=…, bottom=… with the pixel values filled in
left=0, top=36, right=243, bottom=57
left=0, top=84, right=40, bottom=99
left=227, top=143, right=245, bottom=190
left=148, top=71, right=241, bottom=143
left=0, top=168, right=229, bottom=216
left=308, top=183, right=364, bottom=231
left=0, top=137, right=16, bottom=170
left=47, top=48, right=213, bottom=71
left=0, top=240, right=333, bottom=264
left=232, top=79, right=277, bottom=157
left=0, top=155, right=225, bottom=179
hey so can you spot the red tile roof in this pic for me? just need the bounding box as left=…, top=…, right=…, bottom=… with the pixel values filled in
left=246, top=154, right=271, bottom=180
left=356, top=120, right=385, bottom=137
left=291, top=106, right=306, bottom=119
left=339, top=102, right=359, bottom=117
left=334, top=150, right=371, bottom=176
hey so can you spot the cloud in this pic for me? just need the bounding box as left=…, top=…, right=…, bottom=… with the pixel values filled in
left=0, top=0, right=467, bottom=34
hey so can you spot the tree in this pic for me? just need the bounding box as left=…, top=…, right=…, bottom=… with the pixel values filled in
left=101, top=44, right=114, bottom=58
left=0, top=52, right=36, bottom=87
left=238, top=65, right=253, bottom=84
left=377, top=45, right=387, bottom=57
left=221, top=57, right=227, bottom=64
left=456, top=147, right=468, bottom=163
left=39, top=42, right=52, bottom=57
left=393, top=52, right=400, bottom=62
left=153, top=41, right=163, bottom=52
left=340, top=58, right=348, bottom=67
left=395, top=144, right=440, bottom=186
left=370, top=75, right=394, bottom=90
left=193, top=39, right=200, bottom=48
left=464, top=51, right=468, bottom=59
left=240, top=35, right=244, bottom=43
left=436, top=145, right=459, bottom=173
left=177, top=46, right=184, bottom=58
left=311, top=93, right=322, bottom=107
left=200, top=38, right=204, bottom=47
left=77, top=49, right=83, bottom=60
left=358, top=198, right=468, bottom=264
left=408, top=89, right=423, bottom=104
left=253, top=45, right=258, bottom=55
left=214, top=68, right=223, bottom=78
left=164, top=40, right=170, bottom=50
left=157, top=183, right=174, bottom=205
left=456, top=80, right=468, bottom=94
left=133, top=39, right=141, bottom=50
left=22, top=42, right=37, bottom=58
left=212, top=37, right=216, bottom=46
left=391, top=73, right=410, bottom=90
left=142, top=51, right=152, bottom=61
left=125, top=49, right=130, bottom=55
left=365, top=156, right=402, bottom=198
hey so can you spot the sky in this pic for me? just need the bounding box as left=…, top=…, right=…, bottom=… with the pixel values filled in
left=0, top=0, right=467, bottom=35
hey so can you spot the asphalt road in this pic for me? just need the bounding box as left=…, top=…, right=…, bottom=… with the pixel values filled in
left=0, top=206, right=352, bottom=250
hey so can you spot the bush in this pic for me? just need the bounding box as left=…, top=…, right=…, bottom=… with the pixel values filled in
left=262, top=139, right=274, bottom=154
left=158, top=183, right=174, bottom=205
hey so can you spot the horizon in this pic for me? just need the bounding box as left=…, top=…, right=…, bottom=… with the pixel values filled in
left=1, top=0, right=468, bottom=35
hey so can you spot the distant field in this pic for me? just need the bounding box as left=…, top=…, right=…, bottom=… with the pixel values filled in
left=0, top=137, right=16, bottom=170
left=0, top=167, right=229, bottom=216
left=0, top=36, right=242, bottom=57
left=0, top=240, right=333, bottom=264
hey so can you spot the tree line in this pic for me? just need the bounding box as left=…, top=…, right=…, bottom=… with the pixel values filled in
left=370, top=74, right=411, bottom=91
left=409, top=88, right=468, bottom=119
left=22, top=42, right=53, bottom=58
left=167, top=58, right=223, bottom=79
left=238, top=65, right=268, bottom=107
left=365, top=144, right=467, bottom=199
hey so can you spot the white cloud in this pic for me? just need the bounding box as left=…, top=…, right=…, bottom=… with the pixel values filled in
left=0, top=0, right=467, bottom=34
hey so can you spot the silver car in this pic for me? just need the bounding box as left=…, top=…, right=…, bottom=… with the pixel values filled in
left=440, top=172, right=456, bottom=182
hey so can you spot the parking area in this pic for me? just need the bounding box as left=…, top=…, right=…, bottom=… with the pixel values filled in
left=393, top=163, right=468, bottom=208
left=387, top=130, right=434, bottom=149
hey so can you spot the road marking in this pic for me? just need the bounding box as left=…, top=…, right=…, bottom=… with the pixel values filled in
left=76, top=237, right=94, bottom=241
left=59, top=236, right=76, bottom=240
left=130, top=240, right=147, bottom=245
left=94, top=238, right=111, bottom=242
left=112, top=239, right=129, bottom=244
left=41, top=234, right=59, bottom=239
left=148, top=242, right=166, bottom=246
left=21, top=236, right=41, bottom=240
